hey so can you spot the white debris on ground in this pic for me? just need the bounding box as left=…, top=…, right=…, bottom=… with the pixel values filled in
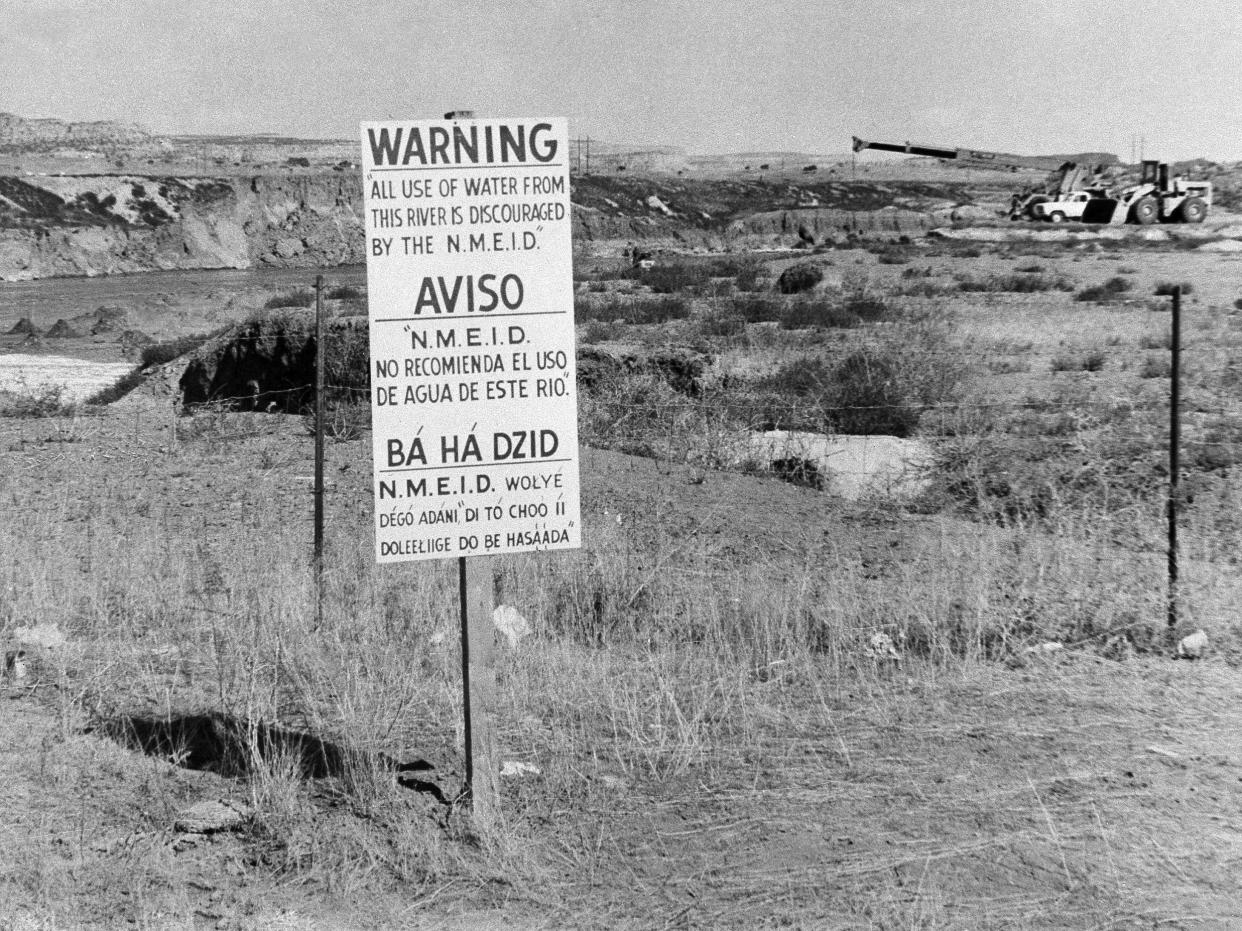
left=499, top=761, right=541, bottom=778
left=645, top=194, right=673, bottom=216
left=15, top=622, right=67, bottom=651
left=173, top=799, right=253, bottom=834
left=1024, top=641, right=1064, bottom=654
left=866, top=632, right=901, bottom=662
left=745, top=431, right=934, bottom=502
left=1177, top=629, right=1209, bottom=659
left=492, top=605, right=532, bottom=648
left=0, top=354, right=133, bottom=404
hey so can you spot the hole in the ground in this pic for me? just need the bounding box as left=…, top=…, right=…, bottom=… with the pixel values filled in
left=94, top=713, right=450, bottom=803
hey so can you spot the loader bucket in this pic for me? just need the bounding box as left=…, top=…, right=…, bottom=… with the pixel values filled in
left=1080, top=198, right=1121, bottom=224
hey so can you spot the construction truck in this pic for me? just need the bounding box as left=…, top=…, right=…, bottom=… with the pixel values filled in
left=1079, top=160, right=1211, bottom=225
left=850, top=137, right=1110, bottom=220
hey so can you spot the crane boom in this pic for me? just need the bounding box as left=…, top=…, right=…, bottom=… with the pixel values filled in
left=851, top=136, right=1070, bottom=172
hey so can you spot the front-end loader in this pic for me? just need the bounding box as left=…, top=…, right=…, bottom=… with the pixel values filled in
left=1081, top=160, right=1211, bottom=224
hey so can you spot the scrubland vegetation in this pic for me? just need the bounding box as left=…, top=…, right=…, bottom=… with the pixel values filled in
left=4, top=240, right=1242, bottom=928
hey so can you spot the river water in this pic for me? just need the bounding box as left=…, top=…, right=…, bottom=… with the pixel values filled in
left=0, top=265, right=367, bottom=402
left=0, top=265, right=367, bottom=331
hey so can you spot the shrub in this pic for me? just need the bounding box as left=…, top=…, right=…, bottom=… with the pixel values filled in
left=575, top=294, right=690, bottom=326
left=779, top=298, right=860, bottom=330
left=958, top=274, right=1073, bottom=293
left=1154, top=281, right=1194, bottom=297
left=638, top=263, right=709, bottom=294
left=327, top=284, right=364, bottom=300
left=580, top=319, right=623, bottom=342
left=1015, top=263, right=1045, bottom=274
left=761, top=357, right=835, bottom=397
left=575, top=294, right=618, bottom=323
left=732, top=296, right=782, bottom=323
left=845, top=296, right=890, bottom=322
left=876, top=249, right=911, bottom=265
left=1051, top=351, right=1106, bottom=372
left=734, top=261, right=765, bottom=292
left=1140, top=355, right=1171, bottom=378
left=631, top=297, right=690, bottom=325
left=0, top=385, right=75, bottom=418
left=1139, top=333, right=1172, bottom=350
left=776, top=262, right=824, bottom=294
left=988, top=358, right=1031, bottom=374
left=758, top=313, right=964, bottom=437
left=829, top=350, right=921, bottom=436
left=264, top=288, right=315, bottom=309
left=696, top=314, right=746, bottom=338
left=895, top=281, right=956, bottom=298
left=1075, top=277, right=1133, bottom=302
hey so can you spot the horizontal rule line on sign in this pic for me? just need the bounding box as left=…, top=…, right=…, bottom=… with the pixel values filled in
left=369, top=163, right=567, bottom=172
left=374, top=310, right=568, bottom=323
left=380, top=457, right=574, bottom=474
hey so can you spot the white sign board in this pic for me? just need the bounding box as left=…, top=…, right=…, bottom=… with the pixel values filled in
left=360, top=117, right=581, bottom=563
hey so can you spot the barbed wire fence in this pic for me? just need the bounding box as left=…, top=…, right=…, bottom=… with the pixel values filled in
left=91, top=279, right=1239, bottom=648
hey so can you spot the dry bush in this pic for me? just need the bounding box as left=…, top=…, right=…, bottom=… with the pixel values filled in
left=1075, top=277, right=1133, bottom=303
left=575, top=294, right=690, bottom=325
left=0, top=385, right=77, bottom=418
left=776, top=262, right=824, bottom=294
left=635, top=262, right=710, bottom=294
left=263, top=288, right=315, bottom=309
left=1051, top=350, right=1107, bottom=372
left=957, top=274, right=1073, bottom=294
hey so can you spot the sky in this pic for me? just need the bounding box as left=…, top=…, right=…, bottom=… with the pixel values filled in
left=2, top=0, right=1240, bottom=161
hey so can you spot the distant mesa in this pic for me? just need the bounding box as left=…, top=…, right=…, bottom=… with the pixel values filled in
left=0, top=112, right=153, bottom=150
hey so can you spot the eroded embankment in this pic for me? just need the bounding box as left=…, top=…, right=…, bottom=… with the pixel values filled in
left=0, top=173, right=977, bottom=280
left=0, top=174, right=362, bottom=279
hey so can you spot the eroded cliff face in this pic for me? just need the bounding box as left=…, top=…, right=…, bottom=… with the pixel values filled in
left=0, top=173, right=364, bottom=280
left=0, top=170, right=976, bottom=280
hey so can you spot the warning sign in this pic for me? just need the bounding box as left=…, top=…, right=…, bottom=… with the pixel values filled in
left=359, top=117, right=581, bottom=563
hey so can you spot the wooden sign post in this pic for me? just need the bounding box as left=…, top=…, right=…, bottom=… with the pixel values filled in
left=459, top=555, right=499, bottom=820
left=359, top=116, right=580, bottom=817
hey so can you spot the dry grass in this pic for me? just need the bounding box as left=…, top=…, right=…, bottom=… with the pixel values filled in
left=3, top=247, right=1242, bottom=927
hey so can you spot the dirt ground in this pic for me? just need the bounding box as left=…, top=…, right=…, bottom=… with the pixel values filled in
left=2, top=395, right=1241, bottom=929
left=4, top=203, right=1242, bottom=928
left=5, top=647, right=1242, bottom=929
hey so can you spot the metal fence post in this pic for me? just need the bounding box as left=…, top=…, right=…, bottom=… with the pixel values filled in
left=1167, top=285, right=1181, bottom=634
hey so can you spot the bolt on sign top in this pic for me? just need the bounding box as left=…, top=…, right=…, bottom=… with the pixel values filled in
left=359, top=117, right=581, bottom=563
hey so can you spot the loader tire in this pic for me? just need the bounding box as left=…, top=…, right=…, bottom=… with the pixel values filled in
left=1049, top=211, right=1066, bottom=224
left=1178, top=197, right=1207, bottom=224
left=1131, top=197, right=1158, bottom=225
